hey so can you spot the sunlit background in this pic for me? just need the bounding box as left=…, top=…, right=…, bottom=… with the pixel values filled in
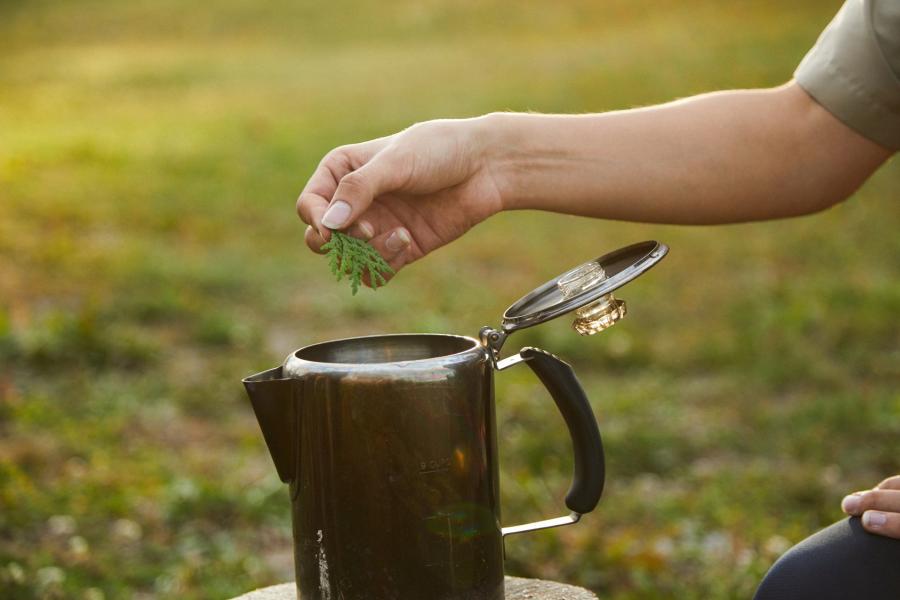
left=1, top=0, right=898, bottom=598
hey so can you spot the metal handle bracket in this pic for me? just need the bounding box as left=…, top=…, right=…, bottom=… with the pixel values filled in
left=502, top=511, right=581, bottom=537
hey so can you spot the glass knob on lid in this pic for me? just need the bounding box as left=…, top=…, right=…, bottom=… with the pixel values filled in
left=557, top=262, right=627, bottom=335
left=497, top=241, right=668, bottom=339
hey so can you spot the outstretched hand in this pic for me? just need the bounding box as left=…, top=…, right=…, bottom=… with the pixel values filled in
left=296, top=118, right=504, bottom=284
left=842, top=475, right=900, bottom=539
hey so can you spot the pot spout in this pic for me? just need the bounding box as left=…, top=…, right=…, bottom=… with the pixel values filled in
left=242, top=366, right=298, bottom=483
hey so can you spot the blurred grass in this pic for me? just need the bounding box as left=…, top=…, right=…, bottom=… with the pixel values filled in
left=1, top=0, right=898, bottom=598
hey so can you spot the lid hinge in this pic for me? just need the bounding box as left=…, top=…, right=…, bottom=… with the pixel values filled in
left=479, top=326, right=508, bottom=368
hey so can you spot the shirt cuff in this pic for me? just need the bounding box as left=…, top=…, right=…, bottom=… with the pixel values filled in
left=794, top=0, right=900, bottom=150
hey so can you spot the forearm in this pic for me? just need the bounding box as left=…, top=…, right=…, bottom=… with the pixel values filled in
left=483, top=82, right=891, bottom=224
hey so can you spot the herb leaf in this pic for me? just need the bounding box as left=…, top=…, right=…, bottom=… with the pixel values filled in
left=321, top=231, right=395, bottom=295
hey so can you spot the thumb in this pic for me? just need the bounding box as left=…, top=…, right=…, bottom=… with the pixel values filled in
left=321, top=152, right=405, bottom=230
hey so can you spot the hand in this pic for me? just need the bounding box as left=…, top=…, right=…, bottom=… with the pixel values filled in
left=296, top=117, right=504, bottom=282
left=841, top=475, right=900, bottom=539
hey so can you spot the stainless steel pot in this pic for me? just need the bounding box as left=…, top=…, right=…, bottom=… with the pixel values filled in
left=243, top=241, right=668, bottom=600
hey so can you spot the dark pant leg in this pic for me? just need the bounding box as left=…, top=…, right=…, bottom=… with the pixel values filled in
left=754, top=517, right=900, bottom=600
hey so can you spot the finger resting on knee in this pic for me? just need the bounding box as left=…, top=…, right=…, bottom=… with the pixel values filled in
left=861, top=510, right=900, bottom=538
left=876, top=475, right=900, bottom=490
left=857, top=489, right=900, bottom=513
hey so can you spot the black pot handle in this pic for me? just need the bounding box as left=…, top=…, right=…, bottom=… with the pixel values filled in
left=518, top=347, right=605, bottom=514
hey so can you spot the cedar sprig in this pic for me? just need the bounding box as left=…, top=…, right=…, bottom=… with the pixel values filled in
left=321, top=231, right=395, bottom=295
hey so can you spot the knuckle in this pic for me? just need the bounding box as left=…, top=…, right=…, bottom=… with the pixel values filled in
left=401, top=120, right=428, bottom=137
left=861, top=490, right=891, bottom=510
left=404, top=119, right=442, bottom=138
left=337, top=172, right=367, bottom=196
left=878, top=475, right=900, bottom=489
left=323, top=144, right=363, bottom=170
left=322, top=146, right=349, bottom=164
left=858, top=492, right=877, bottom=510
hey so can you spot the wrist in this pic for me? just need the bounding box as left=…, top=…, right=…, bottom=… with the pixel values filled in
left=472, top=112, right=529, bottom=211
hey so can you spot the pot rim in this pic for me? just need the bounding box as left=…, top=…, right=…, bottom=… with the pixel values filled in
left=285, top=332, right=486, bottom=370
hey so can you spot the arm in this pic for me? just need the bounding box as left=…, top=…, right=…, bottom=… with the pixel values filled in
left=489, top=82, right=891, bottom=223
left=297, top=82, right=891, bottom=273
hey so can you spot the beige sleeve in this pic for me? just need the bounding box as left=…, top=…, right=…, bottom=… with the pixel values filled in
left=795, top=0, right=900, bottom=150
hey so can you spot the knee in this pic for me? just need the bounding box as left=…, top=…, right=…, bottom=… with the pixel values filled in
left=754, top=529, right=830, bottom=600
left=754, top=517, right=900, bottom=600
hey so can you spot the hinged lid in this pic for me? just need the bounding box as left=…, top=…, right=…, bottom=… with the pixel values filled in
left=500, top=240, right=668, bottom=333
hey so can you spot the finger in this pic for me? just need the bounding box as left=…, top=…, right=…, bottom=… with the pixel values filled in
left=841, top=491, right=868, bottom=515
left=876, top=475, right=900, bottom=490
left=321, top=150, right=408, bottom=231
left=861, top=510, right=900, bottom=539
left=346, top=218, right=375, bottom=241
left=306, top=220, right=374, bottom=255
left=842, top=489, right=900, bottom=515
left=305, top=225, right=327, bottom=254
left=297, top=149, right=359, bottom=238
left=376, top=227, right=413, bottom=261
left=358, top=227, right=413, bottom=288
left=297, top=190, right=331, bottom=239
left=308, top=217, right=376, bottom=258
left=859, top=490, right=900, bottom=513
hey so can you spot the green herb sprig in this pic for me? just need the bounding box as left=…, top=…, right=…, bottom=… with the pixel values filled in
left=321, top=231, right=395, bottom=295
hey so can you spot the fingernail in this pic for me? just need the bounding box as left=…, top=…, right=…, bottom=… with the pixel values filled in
left=358, top=220, right=375, bottom=240
left=385, top=229, right=411, bottom=252
left=841, top=495, right=861, bottom=513
left=322, top=200, right=351, bottom=229
left=863, top=511, right=887, bottom=528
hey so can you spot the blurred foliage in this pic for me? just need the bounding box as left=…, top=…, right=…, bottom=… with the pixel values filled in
left=1, top=0, right=898, bottom=598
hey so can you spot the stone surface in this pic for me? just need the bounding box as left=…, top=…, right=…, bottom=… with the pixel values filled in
left=231, top=576, right=598, bottom=599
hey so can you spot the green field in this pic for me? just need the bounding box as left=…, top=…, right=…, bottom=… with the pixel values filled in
left=1, top=0, right=898, bottom=598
